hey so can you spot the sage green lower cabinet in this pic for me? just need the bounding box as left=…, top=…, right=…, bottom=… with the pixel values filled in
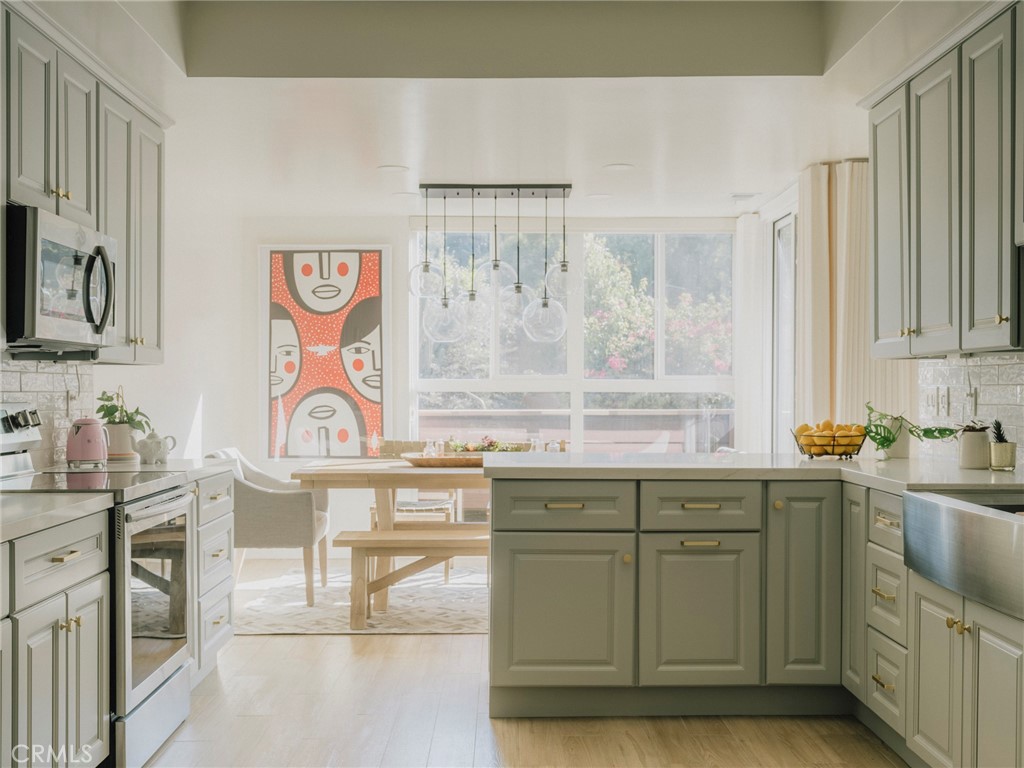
left=908, top=570, right=1024, bottom=768
left=490, top=532, right=636, bottom=687
left=13, top=593, right=67, bottom=767
left=638, top=532, right=760, bottom=685
left=842, top=484, right=868, bottom=702
left=1, top=618, right=11, bottom=768
left=765, top=481, right=842, bottom=685
left=65, top=574, right=109, bottom=765
left=866, top=626, right=908, bottom=737
left=866, top=543, right=908, bottom=647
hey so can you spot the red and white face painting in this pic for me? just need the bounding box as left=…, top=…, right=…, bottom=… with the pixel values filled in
left=285, top=251, right=361, bottom=314
left=286, top=389, right=363, bottom=457
left=270, top=309, right=301, bottom=398
left=341, top=324, right=382, bottom=403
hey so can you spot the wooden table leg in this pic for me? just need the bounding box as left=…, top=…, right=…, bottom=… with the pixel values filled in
left=350, top=547, right=367, bottom=630
left=373, top=487, right=395, bottom=612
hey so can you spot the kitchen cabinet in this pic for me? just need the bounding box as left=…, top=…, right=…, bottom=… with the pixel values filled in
left=869, top=86, right=911, bottom=358
left=1016, top=4, right=1023, bottom=247
left=13, top=592, right=66, bottom=768
left=638, top=532, right=760, bottom=685
left=765, top=481, right=841, bottom=685
left=842, top=483, right=868, bottom=702
left=908, top=49, right=961, bottom=355
left=1, top=618, right=11, bottom=768
left=96, top=85, right=165, bottom=364
left=961, top=11, right=1018, bottom=352
left=490, top=531, right=636, bottom=687
left=64, top=574, right=109, bottom=765
left=191, top=472, right=235, bottom=687
left=5, top=12, right=97, bottom=228
left=907, top=570, right=1024, bottom=768
left=866, top=542, right=908, bottom=647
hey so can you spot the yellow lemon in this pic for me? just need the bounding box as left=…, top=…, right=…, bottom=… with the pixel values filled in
left=819, top=419, right=834, bottom=433
left=813, top=430, right=834, bottom=445
left=835, top=430, right=853, bottom=446
left=795, top=423, right=812, bottom=436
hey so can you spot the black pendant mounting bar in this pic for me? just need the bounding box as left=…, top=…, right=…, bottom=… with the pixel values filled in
left=420, top=184, right=571, bottom=199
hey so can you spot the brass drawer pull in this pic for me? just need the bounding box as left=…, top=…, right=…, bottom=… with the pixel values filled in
left=871, top=674, right=895, bottom=692
left=208, top=492, right=226, bottom=501
left=874, top=516, right=901, bottom=529
left=681, top=502, right=722, bottom=510
left=871, top=587, right=897, bottom=602
left=681, top=540, right=721, bottom=548
left=544, top=502, right=585, bottom=509
left=51, top=550, right=81, bottom=564
left=211, top=549, right=226, bottom=559
left=212, top=616, right=227, bottom=626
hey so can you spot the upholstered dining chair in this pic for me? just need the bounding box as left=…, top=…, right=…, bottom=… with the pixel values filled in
left=205, top=447, right=329, bottom=607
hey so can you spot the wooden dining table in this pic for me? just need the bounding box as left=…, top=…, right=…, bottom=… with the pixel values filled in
left=291, top=458, right=490, bottom=611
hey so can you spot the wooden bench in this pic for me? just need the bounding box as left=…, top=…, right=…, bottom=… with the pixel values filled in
left=333, top=525, right=490, bottom=629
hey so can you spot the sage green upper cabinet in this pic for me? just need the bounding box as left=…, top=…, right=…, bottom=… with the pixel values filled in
left=96, top=86, right=164, bottom=364
left=961, top=11, right=1018, bottom=351
left=841, top=484, right=868, bottom=703
left=870, top=87, right=912, bottom=358
left=909, top=50, right=961, bottom=355
left=1016, top=6, right=1023, bottom=247
left=6, top=12, right=97, bottom=228
left=765, top=481, right=842, bottom=685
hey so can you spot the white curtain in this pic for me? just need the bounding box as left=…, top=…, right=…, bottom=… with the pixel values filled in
left=796, top=161, right=917, bottom=428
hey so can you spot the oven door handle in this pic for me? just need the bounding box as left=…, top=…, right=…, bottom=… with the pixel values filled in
left=124, top=492, right=192, bottom=525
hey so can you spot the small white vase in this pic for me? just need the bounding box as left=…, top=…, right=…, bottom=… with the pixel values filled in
left=958, top=431, right=990, bottom=469
left=105, top=423, right=139, bottom=463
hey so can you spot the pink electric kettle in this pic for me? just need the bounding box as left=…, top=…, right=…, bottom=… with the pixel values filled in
left=66, top=418, right=108, bottom=468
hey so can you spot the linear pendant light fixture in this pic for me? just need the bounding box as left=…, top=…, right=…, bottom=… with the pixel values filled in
left=418, top=183, right=571, bottom=343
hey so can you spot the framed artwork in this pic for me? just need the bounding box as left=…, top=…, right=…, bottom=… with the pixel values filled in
left=260, top=246, right=387, bottom=458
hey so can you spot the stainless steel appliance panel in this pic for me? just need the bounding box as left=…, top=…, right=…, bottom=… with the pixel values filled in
left=904, top=491, right=1024, bottom=620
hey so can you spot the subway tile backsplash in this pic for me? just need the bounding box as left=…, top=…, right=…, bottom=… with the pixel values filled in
left=0, top=359, right=95, bottom=468
left=917, top=352, right=1024, bottom=464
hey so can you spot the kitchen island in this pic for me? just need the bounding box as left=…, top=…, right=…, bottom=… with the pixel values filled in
left=483, top=453, right=1024, bottom=768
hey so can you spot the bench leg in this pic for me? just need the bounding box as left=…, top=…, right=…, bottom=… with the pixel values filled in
left=318, top=535, right=328, bottom=587
left=350, top=547, right=368, bottom=630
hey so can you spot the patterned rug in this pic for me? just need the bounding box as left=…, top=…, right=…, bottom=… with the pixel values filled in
left=233, top=558, right=489, bottom=635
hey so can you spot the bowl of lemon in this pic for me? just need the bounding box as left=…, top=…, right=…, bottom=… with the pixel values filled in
left=792, top=421, right=867, bottom=460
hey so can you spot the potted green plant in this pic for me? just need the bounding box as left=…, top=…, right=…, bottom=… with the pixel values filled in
left=956, top=420, right=990, bottom=469
left=989, top=419, right=1017, bottom=472
left=864, top=403, right=957, bottom=459
left=96, top=386, right=152, bottom=462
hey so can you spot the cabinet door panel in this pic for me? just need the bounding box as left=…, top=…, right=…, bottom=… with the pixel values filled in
left=1016, top=6, right=1023, bottom=247
left=639, top=532, right=760, bottom=686
left=961, top=12, right=1017, bottom=351
left=867, top=627, right=908, bottom=738
left=909, top=50, right=960, bottom=354
left=870, top=86, right=911, bottom=358
left=13, top=595, right=66, bottom=767
left=842, top=484, right=868, bottom=702
left=962, top=599, right=1023, bottom=768
left=96, top=86, right=136, bottom=362
left=1, top=619, right=11, bottom=768
left=907, top=572, right=963, bottom=768
left=7, top=13, right=58, bottom=210
left=66, top=574, right=109, bottom=766
left=766, top=481, right=842, bottom=684
left=866, top=543, right=908, bottom=647
left=133, top=113, right=164, bottom=363
left=55, top=53, right=97, bottom=228
left=491, top=532, right=635, bottom=686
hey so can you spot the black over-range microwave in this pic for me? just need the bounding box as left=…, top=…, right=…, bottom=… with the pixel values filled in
left=5, top=205, right=120, bottom=356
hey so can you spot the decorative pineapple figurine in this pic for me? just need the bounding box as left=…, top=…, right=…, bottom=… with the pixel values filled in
left=989, top=419, right=1017, bottom=471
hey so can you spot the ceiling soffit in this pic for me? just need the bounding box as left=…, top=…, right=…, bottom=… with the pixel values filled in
left=181, top=1, right=827, bottom=78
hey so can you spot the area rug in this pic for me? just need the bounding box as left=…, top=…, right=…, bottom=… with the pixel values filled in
left=233, top=560, right=489, bottom=635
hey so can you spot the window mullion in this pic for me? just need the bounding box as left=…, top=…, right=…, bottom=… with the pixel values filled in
left=655, top=234, right=666, bottom=379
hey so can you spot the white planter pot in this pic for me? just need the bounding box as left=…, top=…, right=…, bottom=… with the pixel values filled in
left=105, top=423, right=139, bottom=462
left=876, top=418, right=910, bottom=459
left=958, top=431, right=990, bottom=469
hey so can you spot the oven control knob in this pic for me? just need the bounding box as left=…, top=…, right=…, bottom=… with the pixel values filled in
left=27, top=410, right=41, bottom=426
left=12, top=410, right=31, bottom=428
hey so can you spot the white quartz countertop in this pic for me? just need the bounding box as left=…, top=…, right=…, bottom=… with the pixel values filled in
left=483, top=453, right=1024, bottom=495
left=0, top=492, right=115, bottom=542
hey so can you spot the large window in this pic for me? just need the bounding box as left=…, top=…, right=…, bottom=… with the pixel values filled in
left=414, top=227, right=735, bottom=453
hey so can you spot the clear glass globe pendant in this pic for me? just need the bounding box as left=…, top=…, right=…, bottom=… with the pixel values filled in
left=523, top=295, right=567, bottom=342
left=422, top=295, right=467, bottom=342
left=409, top=260, right=444, bottom=298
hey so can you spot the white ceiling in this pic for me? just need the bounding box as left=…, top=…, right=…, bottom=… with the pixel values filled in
left=102, top=1, right=993, bottom=218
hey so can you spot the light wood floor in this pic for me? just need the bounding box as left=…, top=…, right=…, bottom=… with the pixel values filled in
left=148, top=631, right=908, bottom=768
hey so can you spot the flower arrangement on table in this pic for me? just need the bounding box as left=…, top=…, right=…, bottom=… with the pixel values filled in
left=445, top=436, right=530, bottom=453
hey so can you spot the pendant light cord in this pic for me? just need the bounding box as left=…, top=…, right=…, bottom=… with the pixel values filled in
left=493, top=191, right=499, bottom=269
left=470, top=189, right=476, bottom=294
left=515, top=189, right=521, bottom=290
left=542, top=193, right=549, bottom=300
left=442, top=194, right=448, bottom=305
left=424, top=187, right=430, bottom=266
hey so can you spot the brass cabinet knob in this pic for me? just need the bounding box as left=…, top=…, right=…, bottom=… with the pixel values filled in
left=773, top=500, right=784, bottom=510
left=50, top=187, right=64, bottom=198
left=899, top=328, right=907, bottom=338
left=906, top=327, right=916, bottom=336
left=140, top=337, right=146, bottom=345
left=946, top=616, right=957, bottom=630
left=64, top=190, right=72, bottom=200
left=955, top=621, right=972, bottom=635
left=995, top=315, right=1010, bottom=325
left=622, top=554, right=633, bottom=564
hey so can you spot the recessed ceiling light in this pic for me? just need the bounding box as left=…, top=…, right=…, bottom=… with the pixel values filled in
left=730, top=192, right=758, bottom=201
left=587, top=193, right=611, bottom=199
left=392, top=191, right=420, bottom=198
left=377, top=164, right=410, bottom=172
left=602, top=163, right=634, bottom=171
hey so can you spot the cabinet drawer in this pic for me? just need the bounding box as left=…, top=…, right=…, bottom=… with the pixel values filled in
left=1, top=543, right=8, bottom=618
left=868, top=490, right=903, bottom=554
left=197, top=577, right=233, bottom=670
left=12, top=512, right=108, bottom=612
left=866, top=627, right=907, bottom=737
left=640, top=481, right=761, bottom=531
left=197, top=473, right=233, bottom=527
left=866, top=542, right=908, bottom=647
left=491, top=480, right=636, bottom=531
left=197, top=513, right=234, bottom=596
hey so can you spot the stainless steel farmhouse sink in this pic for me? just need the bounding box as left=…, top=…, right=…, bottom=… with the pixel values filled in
left=903, top=491, right=1024, bottom=620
